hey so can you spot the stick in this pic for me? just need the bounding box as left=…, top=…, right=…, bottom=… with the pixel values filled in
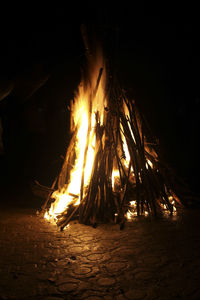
left=58, top=126, right=78, bottom=190
left=34, top=180, right=55, bottom=193
left=60, top=205, right=80, bottom=230
left=41, top=176, right=58, bottom=212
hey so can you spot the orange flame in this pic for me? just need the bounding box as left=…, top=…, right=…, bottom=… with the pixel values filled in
left=45, top=51, right=108, bottom=222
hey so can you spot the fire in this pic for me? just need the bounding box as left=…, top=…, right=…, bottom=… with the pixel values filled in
left=43, top=35, right=180, bottom=227
left=45, top=51, right=107, bottom=222
left=112, top=169, right=120, bottom=190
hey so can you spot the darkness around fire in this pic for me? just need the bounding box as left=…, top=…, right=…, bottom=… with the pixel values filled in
left=0, top=2, right=199, bottom=203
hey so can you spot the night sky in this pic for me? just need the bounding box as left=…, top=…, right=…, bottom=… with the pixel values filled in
left=0, top=3, right=199, bottom=194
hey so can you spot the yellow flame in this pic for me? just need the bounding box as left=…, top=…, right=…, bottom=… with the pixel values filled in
left=146, top=159, right=153, bottom=169
left=112, top=169, right=120, bottom=189
left=45, top=52, right=107, bottom=221
left=130, top=200, right=136, bottom=206
left=126, top=210, right=137, bottom=220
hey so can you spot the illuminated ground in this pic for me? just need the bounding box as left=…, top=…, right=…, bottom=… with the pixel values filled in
left=0, top=202, right=200, bottom=300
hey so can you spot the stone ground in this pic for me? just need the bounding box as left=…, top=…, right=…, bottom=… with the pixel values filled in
left=0, top=198, right=200, bottom=300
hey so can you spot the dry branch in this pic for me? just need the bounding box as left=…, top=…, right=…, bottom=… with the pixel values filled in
left=41, top=177, right=58, bottom=212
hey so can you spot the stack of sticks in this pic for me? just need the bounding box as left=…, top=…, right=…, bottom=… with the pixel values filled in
left=42, top=66, right=182, bottom=230
left=42, top=26, right=183, bottom=229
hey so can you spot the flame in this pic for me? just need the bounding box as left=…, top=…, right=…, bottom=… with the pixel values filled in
left=45, top=51, right=107, bottom=222
left=159, top=195, right=177, bottom=216
left=146, top=159, right=153, bottom=169
left=112, top=169, right=120, bottom=190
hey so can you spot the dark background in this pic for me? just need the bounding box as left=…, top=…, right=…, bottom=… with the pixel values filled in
left=0, top=3, right=199, bottom=201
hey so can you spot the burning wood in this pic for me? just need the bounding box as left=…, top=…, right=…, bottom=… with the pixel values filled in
left=42, top=30, right=183, bottom=229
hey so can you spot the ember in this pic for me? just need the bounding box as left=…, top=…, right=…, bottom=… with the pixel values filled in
left=43, top=26, right=182, bottom=229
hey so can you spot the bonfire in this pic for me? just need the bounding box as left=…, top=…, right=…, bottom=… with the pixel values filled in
left=42, top=26, right=182, bottom=229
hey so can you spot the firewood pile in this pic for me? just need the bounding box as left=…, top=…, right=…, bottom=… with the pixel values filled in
left=41, top=71, right=183, bottom=229
left=40, top=27, right=183, bottom=230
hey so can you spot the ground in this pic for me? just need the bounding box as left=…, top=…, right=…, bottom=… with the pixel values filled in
left=0, top=197, right=200, bottom=300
